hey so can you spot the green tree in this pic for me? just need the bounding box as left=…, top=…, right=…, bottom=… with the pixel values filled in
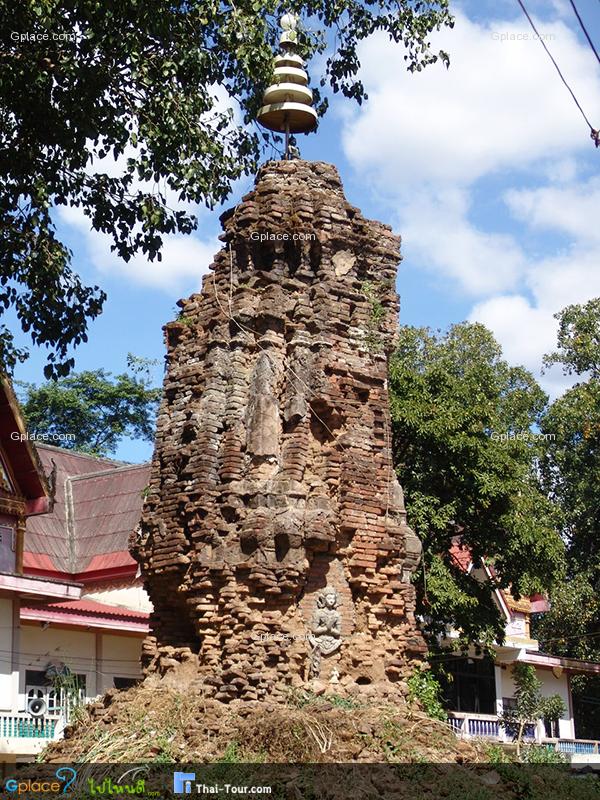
left=0, top=0, right=453, bottom=378
left=500, top=663, right=565, bottom=759
left=535, top=299, right=600, bottom=738
left=389, top=323, right=564, bottom=647
left=540, top=299, right=600, bottom=580
left=18, top=355, right=161, bottom=457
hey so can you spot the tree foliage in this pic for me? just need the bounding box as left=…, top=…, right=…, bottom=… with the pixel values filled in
left=540, top=299, right=600, bottom=583
left=18, top=355, right=161, bottom=457
left=389, top=322, right=564, bottom=646
left=543, top=298, right=600, bottom=379
left=0, top=0, right=453, bottom=377
left=535, top=299, right=600, bottom=738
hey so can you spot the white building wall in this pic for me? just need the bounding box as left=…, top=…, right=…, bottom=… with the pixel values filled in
left=19, top=625, right=144, bottom=703
left=19, top=625, right=96, bottom=706
left=497, top=663, right=574, bottom=739
left=0, top=597, right=15, bottom=712
left=98, top=635, right=142, bottom=695
left=494, top=665, right=504, bottom=718
left=83, top=583, right=152, bottom=613
left=538, top=669, right=574, bottom=739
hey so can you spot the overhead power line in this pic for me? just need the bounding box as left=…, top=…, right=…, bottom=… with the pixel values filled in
left=515, top=0, right=600, bottom=148
left=568, top=0, right=600, bottom=67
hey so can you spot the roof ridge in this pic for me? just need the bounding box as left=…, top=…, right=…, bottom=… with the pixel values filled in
left=35, top=442, right=129, bottom=466
left=69, top=463, right=150, bottom=482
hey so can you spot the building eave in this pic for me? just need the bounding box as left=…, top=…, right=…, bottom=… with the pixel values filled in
left=23, top=562, right=138, bottom=584
left=20, top=598, right=150, bottom=634
left=0, top=571, right=82, bottom=600
left=522, top=649, right=600, bottom=675
left=20, top=607, right=149, bottom=634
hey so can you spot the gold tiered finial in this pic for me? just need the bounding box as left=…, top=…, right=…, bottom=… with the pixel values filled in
left=257, top=13, right=317, bottom=157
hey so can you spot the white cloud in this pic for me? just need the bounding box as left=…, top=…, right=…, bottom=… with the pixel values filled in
left=400, top=188, right=526, bottom=295
left=469, top=294, right=555, bottom=369
left=469, top=293, right=578, bottom=399
left=58, top=204, right=218, bottom=293
left=547, top=0, right=573, bottom=19
left=540, top=157, right=579, bottom=184
left=505, top=177, right=600, bottom=245
left=499, top=178, right=600, bottom=388
left=339, top=8, right=600, bottom=392
left=342, top=13, right=600, bottom=188
left=110, top=235, right=219, bottom=293
left=527, top=247, right=600, bottom=311
left=467, top=228, right=600, bottom=396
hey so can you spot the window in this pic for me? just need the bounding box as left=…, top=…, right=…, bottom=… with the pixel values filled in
left=502, top=697, right=538, bottom=739
left=25, top=670, right=86, bottom=717
left=544, top=718, right=560, bottom=739
left=25, top=670, right=47, bottom=686
left=440, top=656, right=497, bottom=714
left=113, top=677, right=139, bottom=690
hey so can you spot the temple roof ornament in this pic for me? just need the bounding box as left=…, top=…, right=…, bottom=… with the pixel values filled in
left=257, top=13, right=317, bottom=157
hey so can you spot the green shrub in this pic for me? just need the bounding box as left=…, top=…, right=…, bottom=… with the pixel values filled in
left=219, top=741, right=242, bottom=763
left=407, top=669, right=446, bottom=721
left=326, top=694, right=360, bottom=710
left=521, top=744, right=567, bottom=764
left=484, top=743, right=512, bottom=763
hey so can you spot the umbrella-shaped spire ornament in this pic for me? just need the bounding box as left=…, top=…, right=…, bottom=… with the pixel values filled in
left=257, top=13, right=317, bottom=158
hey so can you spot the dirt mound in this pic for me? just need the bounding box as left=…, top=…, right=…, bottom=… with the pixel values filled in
left=42, top=682, right=483, bottom=764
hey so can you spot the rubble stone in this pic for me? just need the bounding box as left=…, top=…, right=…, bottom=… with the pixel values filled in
left=132, top=159, right=426, bottom=701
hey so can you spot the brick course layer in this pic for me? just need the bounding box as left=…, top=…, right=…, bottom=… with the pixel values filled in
left=132, top=160, right=426, bottom=702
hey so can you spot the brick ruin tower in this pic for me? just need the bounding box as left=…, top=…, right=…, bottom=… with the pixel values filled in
left=131, top=16, right=426, bottom=704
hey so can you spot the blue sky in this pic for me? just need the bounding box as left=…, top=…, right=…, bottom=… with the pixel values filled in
left=11, top=0, right=600, bottom=463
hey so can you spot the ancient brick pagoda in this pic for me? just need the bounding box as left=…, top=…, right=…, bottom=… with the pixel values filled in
left=132, top=159, right=426, bottom=702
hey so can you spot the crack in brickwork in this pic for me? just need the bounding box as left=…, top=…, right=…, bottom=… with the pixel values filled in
left=132, top=160, right=426, bottom=702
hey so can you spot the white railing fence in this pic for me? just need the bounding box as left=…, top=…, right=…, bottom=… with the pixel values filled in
left=447, top=712, right=600, bottom=757
left=554, top=739, right=600, bottom=755
left=448, top=712, right=535, bottom=742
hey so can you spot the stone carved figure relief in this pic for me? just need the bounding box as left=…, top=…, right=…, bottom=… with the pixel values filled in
left=307, top=585, right=341, bottom=679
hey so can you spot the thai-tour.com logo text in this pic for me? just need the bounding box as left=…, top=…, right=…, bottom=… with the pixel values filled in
left=174, top=772, right=272, bottom=795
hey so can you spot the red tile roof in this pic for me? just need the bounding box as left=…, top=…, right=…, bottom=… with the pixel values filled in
left=529, top=593, right=551, bottom=613
left=449, top=540, right=472, bottom=572
left=20, top=598, right=149, bottom=632
left=24, top=445, right=149, bottom=576
left=23, top=598, right=149, bottom=620
left=22, top=552, right=57, bottom=572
